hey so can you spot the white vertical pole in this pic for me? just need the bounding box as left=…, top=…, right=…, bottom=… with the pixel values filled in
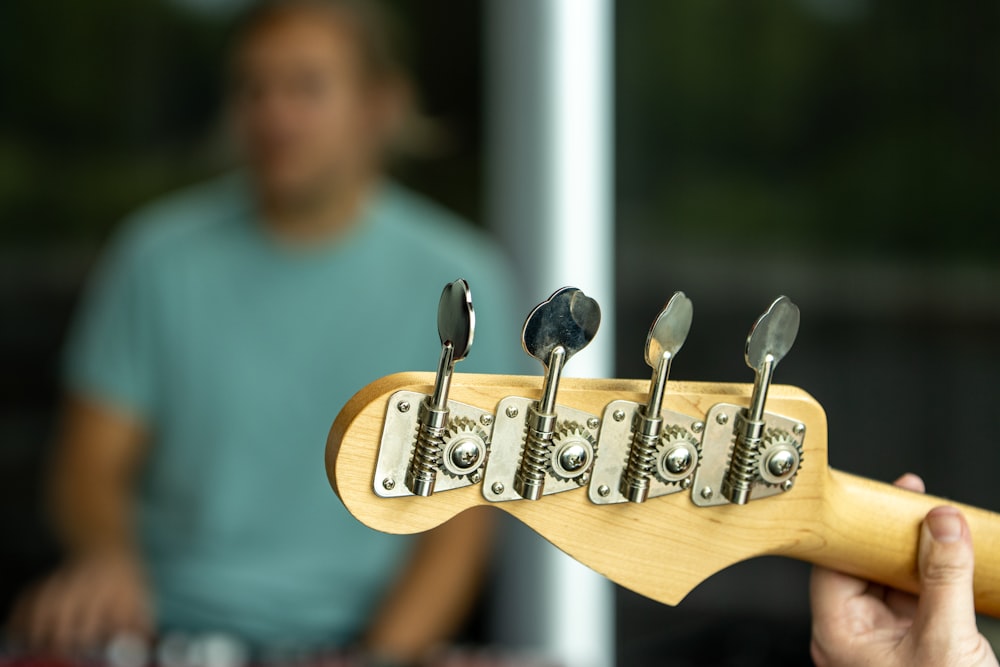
left=485, top=1, right=615, bottom=666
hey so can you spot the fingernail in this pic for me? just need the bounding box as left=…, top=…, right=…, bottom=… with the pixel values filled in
left=927, top=509, right=962, bottom=543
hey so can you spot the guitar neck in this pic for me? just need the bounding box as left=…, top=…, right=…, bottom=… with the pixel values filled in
left=326, top=371, right=1000, bottom=616
left=801, top=470, right=1000, bottom=616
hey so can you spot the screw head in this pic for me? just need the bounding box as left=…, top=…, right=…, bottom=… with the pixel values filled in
left=577, top=472, right=590, bottom=485
left=766, top=449, right=796, bottom=478
left=558, top=443, right=589, bottom=473
left=781, top=479, right=794, bottom=492
left=597, top=484, right=611, bottom=497
left=663, top=446, right=692, bottom=475
left=450, top=439, right=482, bottom=471
left=700, top=486, right=714, bottom=500
left=715, top=412, right=729, bottom=426
left=491, top=481, right=505, bottom=495
left=505, top=406, right=519, bottom=419
left=793, top=423, right=806, bottom=436
left=680, top=477, right=692, bottom=490
left=691, top=421, right=705, bottom=434
left=613, top=409, right=626, bottom=422
left=382, top=478, right=396, bottom=491
left=397, top=400, right=411, bottom=413
left=480, top=414, right=494, bottom=427
left=470, top=471, right=482, bottom=484
left=586, top=417, right=600, bottom=430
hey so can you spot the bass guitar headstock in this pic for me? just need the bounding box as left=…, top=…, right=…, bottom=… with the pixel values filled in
left=326, top=281, right=830, bottom=608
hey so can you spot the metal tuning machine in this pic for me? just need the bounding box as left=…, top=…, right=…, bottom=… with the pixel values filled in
left=374, top=279, right=493, bottom=498
left=692, top=296, right=806, bottom=507
left=589, top=292, right=703, bottom=505
left=483, top=287, right=602, bottom=502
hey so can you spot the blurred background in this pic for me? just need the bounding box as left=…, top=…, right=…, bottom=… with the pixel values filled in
left=1, top=0, right=998, bottom=665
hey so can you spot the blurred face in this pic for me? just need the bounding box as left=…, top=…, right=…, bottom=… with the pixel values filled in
left=230, top=10, right=396, bottom=206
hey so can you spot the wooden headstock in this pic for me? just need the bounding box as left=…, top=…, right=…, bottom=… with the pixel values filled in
left=325, top=370, right=1000, bottom=614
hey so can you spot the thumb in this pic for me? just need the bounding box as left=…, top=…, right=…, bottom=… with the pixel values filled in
left=912, top=506, right=979, bottom=644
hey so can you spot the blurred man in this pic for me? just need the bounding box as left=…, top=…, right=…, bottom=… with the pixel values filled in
left=9, top=0, right=522, bottom=661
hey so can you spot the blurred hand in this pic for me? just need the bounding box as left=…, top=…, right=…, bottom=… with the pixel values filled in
left=7, top=547, right=152, bottom=654
left=810, top=473, right=998, bottom=667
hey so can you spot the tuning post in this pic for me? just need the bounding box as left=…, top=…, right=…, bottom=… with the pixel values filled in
left=589, top=293, right=703, bottom=505
left=691, top=296, right=805, bottom=508
left=483, top=287, right=601, bottom=502
left=620, top=292, right=694, bottom=502
left=373, top=280, right=493, bottom=498
left=720, top=296, right=800, bottom=504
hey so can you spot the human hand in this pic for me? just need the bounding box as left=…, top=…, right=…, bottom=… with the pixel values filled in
left=7, top=547, right=153, bottom=654
left=810, top=473, right=998, bottom=667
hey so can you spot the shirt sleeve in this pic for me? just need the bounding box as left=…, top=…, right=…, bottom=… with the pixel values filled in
left=63, top=225, right=159, bottom=422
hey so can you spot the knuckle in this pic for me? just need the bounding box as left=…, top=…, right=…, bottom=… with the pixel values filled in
left=922, top=556, right=971, bottom=586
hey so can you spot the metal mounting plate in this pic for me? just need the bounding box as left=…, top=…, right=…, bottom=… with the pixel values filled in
left=588, top=400, right=704, bottom=505
left=482, top=396, right=600, bottom=502
left=691, top=403, right=805, bottom=507
left=374, top=390, right=494, bottom=497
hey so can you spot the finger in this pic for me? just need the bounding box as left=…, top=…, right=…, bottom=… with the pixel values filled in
left=884, top=588, right=918, bottom=619
left=107, top=581, right=151, bottom=636
left=893, top=472, right=925, bottom=493
left=912, top=506, right=979, bottom=645
left=74, top=579, right=111, bottom=652
left=26, top=575, right=62, bottom=649
left=809, top=563, right=870, bottom=622
left=48, top=572, right=86, bottom=654
left=868, top=581, right=889, bottom=599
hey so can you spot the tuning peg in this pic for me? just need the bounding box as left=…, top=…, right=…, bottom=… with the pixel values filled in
left=404, top=279, right=476, bottom=496
left=720, top=296, right=800, bottom=505
left=513, top=287, right=601, bottom=500
left=620, top=292, right=693, bottom=502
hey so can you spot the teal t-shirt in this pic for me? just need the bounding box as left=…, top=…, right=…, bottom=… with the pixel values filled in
left=63, top=175, right=527, bottom=648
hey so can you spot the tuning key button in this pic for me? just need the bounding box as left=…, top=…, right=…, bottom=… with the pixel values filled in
left=719, top=296, right=799, bottom=505
left=590, top=293, right=703, bottom=506
left=620, top=292, right=693, bottom=503
left=691, top=296, right=804, bottom=508
left=483, top=287, right=602, bottom=502
left=374, top=280, right=494, bottom=499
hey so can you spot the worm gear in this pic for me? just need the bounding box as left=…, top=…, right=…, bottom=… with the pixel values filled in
left=440, top=417, right=488, bottom=478
left=757, top=429, right=803, bottom=486
left=655, top=425, right=701, bottom=484
left=549, top=422, right=596, bottom=482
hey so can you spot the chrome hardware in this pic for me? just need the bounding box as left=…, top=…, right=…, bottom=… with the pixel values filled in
left=589, top=293, right=701, bottom=505
left=691, top=405, right=805, bottom=506
left=717, top=296, right=800, bottom=505
left=483, top=287, right=601, bottom=502
left=375, top=280, right=493, bottom=498
left=404, top=280, right=476, bottom=496
left=441, top=418, right=489, bottom=477
left=376, top=392, right=495, bottom=498
left=551, top=423, right=596, bottom=481
left=757, top=429, right=802, bottom=486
